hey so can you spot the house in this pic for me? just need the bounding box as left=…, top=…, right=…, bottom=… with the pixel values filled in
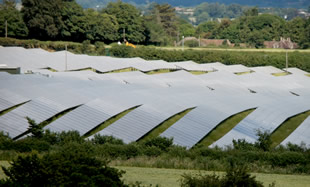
left=176, top=37, right=234, bottom=47
left=264, top=37, right=298, bottom=49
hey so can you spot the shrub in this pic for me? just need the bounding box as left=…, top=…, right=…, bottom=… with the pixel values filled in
left=13, top=138, right=50, bottom=152
left=142, top=146, right=162, bottom=157
left=0, top=143, right=126, bottom=186
left=144, top=137, right=173, bottom=152
left=180, top=173, right=222, bottom=187
left=232, top=139, right=257, bottom=151
left=0, top=132, right=13, bottom=150
left=180, top=163, right=264, bottom=187
left=95, top=41, right=106, bottom=55
left=110, top=45, right=134, bottom=58
left=92, top=134, right=124, bottom=145
left=184, top=40, right=199, bottom=47
left=223, top=161, right=264, bottom=187
left=57, top=131, right=85, bottom=145
left=255, top=130, right=272, bottom=151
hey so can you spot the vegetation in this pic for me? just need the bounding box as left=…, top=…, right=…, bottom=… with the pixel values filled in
left=2, top=1, right=310, bottom=48
left=180, top=162, right=265, bottom=187
left=198, top=109, right=255, bottom=147
left=0, top=143, right=126, bottom=186
left=108, top=45, right=310, bottom=72
left=117, top=166, right=310, bottom=187
left=76, top=0, right=310, bottom=9
left=1, top=118, right=310, bottom=177
left=1, top=116, right=310, bottom=185
left=270, top=110, right=310, bottom=148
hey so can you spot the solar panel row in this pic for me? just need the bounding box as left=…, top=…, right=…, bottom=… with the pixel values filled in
left=0, top=47, right=310, bottom=148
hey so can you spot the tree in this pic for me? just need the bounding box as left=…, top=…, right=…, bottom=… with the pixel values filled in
left=26, top=117, right=43, bottom=138
left=286, top=17, right=307, bottom=45
left=196, top=21, right=219, bottom=38
left=84, top=9, right=119, bottom=43
left=144, top=15, right=169, bottom=45
left=104, top=1, right=145, bottom=43
left=243, top=7, right=259, bottom=17
left=21, top=0, right=65, bottom=40
left=152, top=3, right=178, bottom=37
left=60, top=0, right=86, bottom=42
left=178, top=18, right=195, bottom=37
left=255, top=130, right=272, bottom=151
left=0, top=0, right=28, bottom=37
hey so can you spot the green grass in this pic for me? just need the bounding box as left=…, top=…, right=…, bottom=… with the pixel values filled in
left=115, top=166, right=310, bottom=187
left=197, top=109, right=255, bottom=147
left=234, top=71, right=253, bottom=75
left=105, top=67, right=138, bottom=74
left=271, top=72, right=291, bottom=76
left=45, top=67, right=58, bottom=72
left=138, top=108, right=195, bottom=142
left=270, top=110, right=310, bottom=148
left=0, top=101, right=29, bottom=116
left=83, top=106, right=140, bottom=137
left=0, top=161, right=9, bottom=179
left=145, top=69, right=174, bottom=75
left=306, top=74, right=310, bottom=77
left=188, top=71, right=208, bottom=75
left=71, top=67, right=95, bottom=72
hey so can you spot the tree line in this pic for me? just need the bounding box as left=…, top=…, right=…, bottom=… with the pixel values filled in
left=1, top=0, right=310, bottom=48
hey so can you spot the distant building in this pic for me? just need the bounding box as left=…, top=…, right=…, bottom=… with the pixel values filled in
left=264, top=37, right=298, bottom=49
left=176, top=37, right=234, bottom=47
left=200, top=39, right=234, bottom=47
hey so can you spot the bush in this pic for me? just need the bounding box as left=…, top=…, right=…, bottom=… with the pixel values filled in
left=255, top=130, right=272, bottom=151
left=144, top=137, right=173, bottom=152
left=95, top=41, right=106, bottom=55
left=223, top=162, right=264, bottom=187
left=13, top=138, right=50, bottom=152
left=180, top=173, right=222, bottom=187
left=0, top=143, right=126, bottom=186
left=0, top=132, right=13, bottom=150
left=184, top=40, right=199, bottom=47
left=92, top=134, right=124, bottom=145
left=180, top=162, right=264, bottom=187
left=110, top=45, right=134, bottom=58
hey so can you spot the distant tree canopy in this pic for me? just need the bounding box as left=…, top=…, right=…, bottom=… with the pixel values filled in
left=104, top=1, right=145, bottom=43
left=0, top=0, right=28, bottom=37
left=1, top=0, right=310, bottom=48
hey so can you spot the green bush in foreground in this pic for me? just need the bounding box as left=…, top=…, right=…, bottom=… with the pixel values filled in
left=0, top=143, right=126, bottom=186
left=180, top=162, right=266, bottom=187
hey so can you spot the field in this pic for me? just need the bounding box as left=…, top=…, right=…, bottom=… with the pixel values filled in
left=116, top=166, right=310, bottom=187
left=2, top=160, right=310, bottom=186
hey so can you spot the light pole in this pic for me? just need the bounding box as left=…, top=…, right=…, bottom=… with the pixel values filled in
left=65, top=44, right=67, bottom=71
left=285, top=50, right=288, bottom=72
left=182, top=36, right=184, bottom=51
left=5, top=20, right=7, bottom=38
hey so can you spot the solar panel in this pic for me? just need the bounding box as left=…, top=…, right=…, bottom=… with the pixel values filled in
left=280, top=116, right=310, bottom=147
left=211, top=97, right=310, bottom=148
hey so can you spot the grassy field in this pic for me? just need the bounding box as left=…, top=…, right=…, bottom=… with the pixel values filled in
left=116, top=166, right=310, bottom=187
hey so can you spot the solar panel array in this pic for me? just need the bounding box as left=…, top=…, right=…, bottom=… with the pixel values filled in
left=281, top=116, right=310, bottom=146
left=0, top=47, right=310, bottom=148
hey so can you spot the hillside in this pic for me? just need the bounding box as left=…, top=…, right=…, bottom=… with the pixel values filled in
left=76, top=0, right=310, bottom=9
